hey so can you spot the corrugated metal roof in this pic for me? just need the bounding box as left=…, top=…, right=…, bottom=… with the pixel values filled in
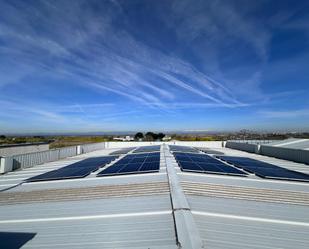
left=1, top=143, right=309, bottom=249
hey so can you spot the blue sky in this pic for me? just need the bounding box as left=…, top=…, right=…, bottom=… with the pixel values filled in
left=0, top=0, right=309, bottom=133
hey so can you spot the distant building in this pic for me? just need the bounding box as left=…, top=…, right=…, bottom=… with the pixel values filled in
left=112, top=136, right=134, bottom=141
left=162, top=136, right=172, bottom=141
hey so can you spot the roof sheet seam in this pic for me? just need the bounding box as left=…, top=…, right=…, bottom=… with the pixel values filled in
left=164, top=145, right=204, bottom=249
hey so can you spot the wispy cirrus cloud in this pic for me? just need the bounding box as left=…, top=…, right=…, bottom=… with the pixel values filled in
left=0, top=0, right=245, bottom=110
left=0, top=0, right=309, bottom=132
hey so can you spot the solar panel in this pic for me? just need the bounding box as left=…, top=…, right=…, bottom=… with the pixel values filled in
left=132, top=146, right=161, bottom=153
left=109, top=147, right=135, bottom=155
left=97, top=152, right=160, bottom=176
left=118, top=163, right=141, bottom=173
left=179, top=161, right=204, bottom=172
left=140, top=162, right=160, bottom=172
left=169, top=145, right=198, bottom=153
left=174, top=152, right=247, bottom=176
left=217, top=156, right=309, bottom=182
left=26, top=156, right=118, bottom=182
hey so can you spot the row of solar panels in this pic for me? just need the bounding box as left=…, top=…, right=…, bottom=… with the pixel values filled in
left=170, top=145, right=224, bottom=155
left=109, top=145, right=161, bottom=155
left=25, top=144, right=309, bottom=183
left=171, top=146, right=309, bottom=182
left=217, top=156, right=309, bottom=182
left=98, top=152, right=160, bottom=176
left=26, top=151, right=161, bottom=182
left=174, top=152, right=247, bottom=176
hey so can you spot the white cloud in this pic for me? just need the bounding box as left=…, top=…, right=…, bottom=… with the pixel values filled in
left=0, top=0, right=247, bottom=112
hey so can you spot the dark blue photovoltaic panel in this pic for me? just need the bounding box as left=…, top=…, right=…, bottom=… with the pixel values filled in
left=174, top=152, right=247, bottom=176
left=118, top=163, right=141, bottom=173
left=140, top=162, right=160, bottom=172
left=178, top=161, right=204, bottom=172
left=0, top=232, right=36, bottom=249
left=130, top=158, right=146, bottom=163
left=97, top=152, right=160, bottom=176
left=133, top=146, right=161, bottom=153
left=169, top=145, right=198, bottom=153
left=26, top=156, right=118, bottom=182
left=109, top=147, right=135, bottom=155
left=216, top=156, right=309, bottom=182
left=96, top=164, right=125, bottom=175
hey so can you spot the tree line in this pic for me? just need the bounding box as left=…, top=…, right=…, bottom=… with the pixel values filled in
left=134, top=132, right=165, bottom=141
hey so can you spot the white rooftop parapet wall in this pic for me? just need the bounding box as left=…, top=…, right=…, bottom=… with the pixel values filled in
left=106, top=141, right=223, bottom=149
left=225, top=140, right=309, bottom=165
left=0, top=143, right=49, bottom=157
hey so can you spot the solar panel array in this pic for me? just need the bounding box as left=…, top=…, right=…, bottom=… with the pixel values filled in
left=169, top=145, right=199, bottom=153
left=174, top=152, right=247, bottom=176
left=26, top=156, right=118, bottom=182
left=132, top=145, right=161, bottom=153
left=97, top=152, right=160, bottom=176
left=217, top=156, right=309, bottom=182
left=109, top=147, right=135, bottom=155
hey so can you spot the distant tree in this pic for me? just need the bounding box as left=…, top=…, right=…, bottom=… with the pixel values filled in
left=145, top=132, right=155, bottom=141
left=152, top=133, right=159, bottom=140
left=33, top=136, right=45, bottom=139
left=0, top=135, right=6, bottom=139
left=144, top=132, right=165, bottom=141
left=134, top=132, right=144, bottom=141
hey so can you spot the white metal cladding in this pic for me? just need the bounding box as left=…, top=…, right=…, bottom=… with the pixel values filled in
left=0, top=143, right=49, bottom=157
left=1, top=214, right=177, bottom=249
left=260, top=145, right=309, bottom=165
left=80, top=142, right=106, bottom=153
left=0, top=195, right=177, bottom=249
left=58, top=146, right=77, bottom=159
left=193, top=214, right=309, bottom=249
left=12, top=150, right=60, bottom=170
left=11, top=146, right=78, bottom=170
left=105, top=141, right=223, bottom=149
left=225, top=141, right=258, bottom=153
